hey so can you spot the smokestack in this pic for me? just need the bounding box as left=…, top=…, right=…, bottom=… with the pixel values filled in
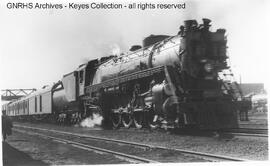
left=202, top=18, right=211, bottom=30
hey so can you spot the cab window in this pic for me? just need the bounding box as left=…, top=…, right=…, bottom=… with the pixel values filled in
left=79, top=70, right=84, bottom=83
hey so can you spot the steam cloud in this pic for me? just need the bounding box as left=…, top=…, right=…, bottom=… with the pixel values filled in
left=80, top=113, right=103, bottom=128
left=110, top=43, right=121, bottom=55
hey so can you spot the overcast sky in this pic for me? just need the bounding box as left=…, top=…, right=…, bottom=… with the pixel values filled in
left=0, top=0, right=269, bottom=90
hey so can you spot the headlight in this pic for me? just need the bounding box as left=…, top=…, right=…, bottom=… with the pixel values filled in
left=200, top=59, right=207, bottom=63
left=204, top=63, right=213, bottom=72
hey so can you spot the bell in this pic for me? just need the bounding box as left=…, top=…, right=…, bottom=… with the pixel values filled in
left=202, top=18, right=211, bottom=27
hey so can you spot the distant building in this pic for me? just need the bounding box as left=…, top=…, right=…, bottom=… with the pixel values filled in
left=239, top=83, right=265, bottom=96
left=239, top=83, right=267, bottom=113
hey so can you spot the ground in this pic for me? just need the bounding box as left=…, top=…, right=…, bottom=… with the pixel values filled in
left=2, top=141, right=48, bottom=166
left=2, top=131, right=127, bottom=165
left=2, top=111, right=268, bottom=165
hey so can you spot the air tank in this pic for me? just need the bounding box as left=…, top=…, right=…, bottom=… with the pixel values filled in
left=142, top=35, right=170, bottom=48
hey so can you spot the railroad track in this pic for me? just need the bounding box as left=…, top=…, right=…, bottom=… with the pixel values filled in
left=13, top=125, right=248, bottom=162
left=219, top=128, right=268, bottom=138
left=233, top=128, right=267, bottom=134
left=13, top=128, right=158, bottom=164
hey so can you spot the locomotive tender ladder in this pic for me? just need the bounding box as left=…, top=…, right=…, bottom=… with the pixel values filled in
left=85, top=66, right=165, bottom=93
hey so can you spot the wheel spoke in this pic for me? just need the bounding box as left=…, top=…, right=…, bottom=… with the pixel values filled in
left=134, top=112, right=143, bottom=129
left=148, top=112, right=158, bottom=129
left=122, top=113, right=133, bottom=128
left=112, top=113, right=121, bottom=129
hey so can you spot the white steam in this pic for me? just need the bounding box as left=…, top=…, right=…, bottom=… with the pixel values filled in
left=111, top=44, right=121, bottom=55
left=80, top=113, right=103, bottom=128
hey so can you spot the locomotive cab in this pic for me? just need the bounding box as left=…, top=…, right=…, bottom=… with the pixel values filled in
left=77, top=64, right=87, bottom=96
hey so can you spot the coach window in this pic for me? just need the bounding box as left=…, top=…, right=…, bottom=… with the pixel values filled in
left=35, top=97, right=37, bottom=112
left=23, top=101, right=25, bottom=114
left=79, top=70, right=84, bottom=83
left=40, top=96, right=42, bottom=112
left=25, top=101, right=27, bottom=113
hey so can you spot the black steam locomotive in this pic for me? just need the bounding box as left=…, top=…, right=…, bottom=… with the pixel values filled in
left=4, top=19, right=246, bottom=130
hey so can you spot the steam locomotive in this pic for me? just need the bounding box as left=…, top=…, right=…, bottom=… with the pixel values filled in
left=4, top=18, right=246, bottom=130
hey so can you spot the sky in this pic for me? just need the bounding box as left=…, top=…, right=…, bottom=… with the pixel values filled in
left=0, top=0, right=270, bottom=90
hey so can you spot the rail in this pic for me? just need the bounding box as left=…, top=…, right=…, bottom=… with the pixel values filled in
left=13, top=128, right=157, bottom=164
left=14, top=124, right=249, bottom=162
